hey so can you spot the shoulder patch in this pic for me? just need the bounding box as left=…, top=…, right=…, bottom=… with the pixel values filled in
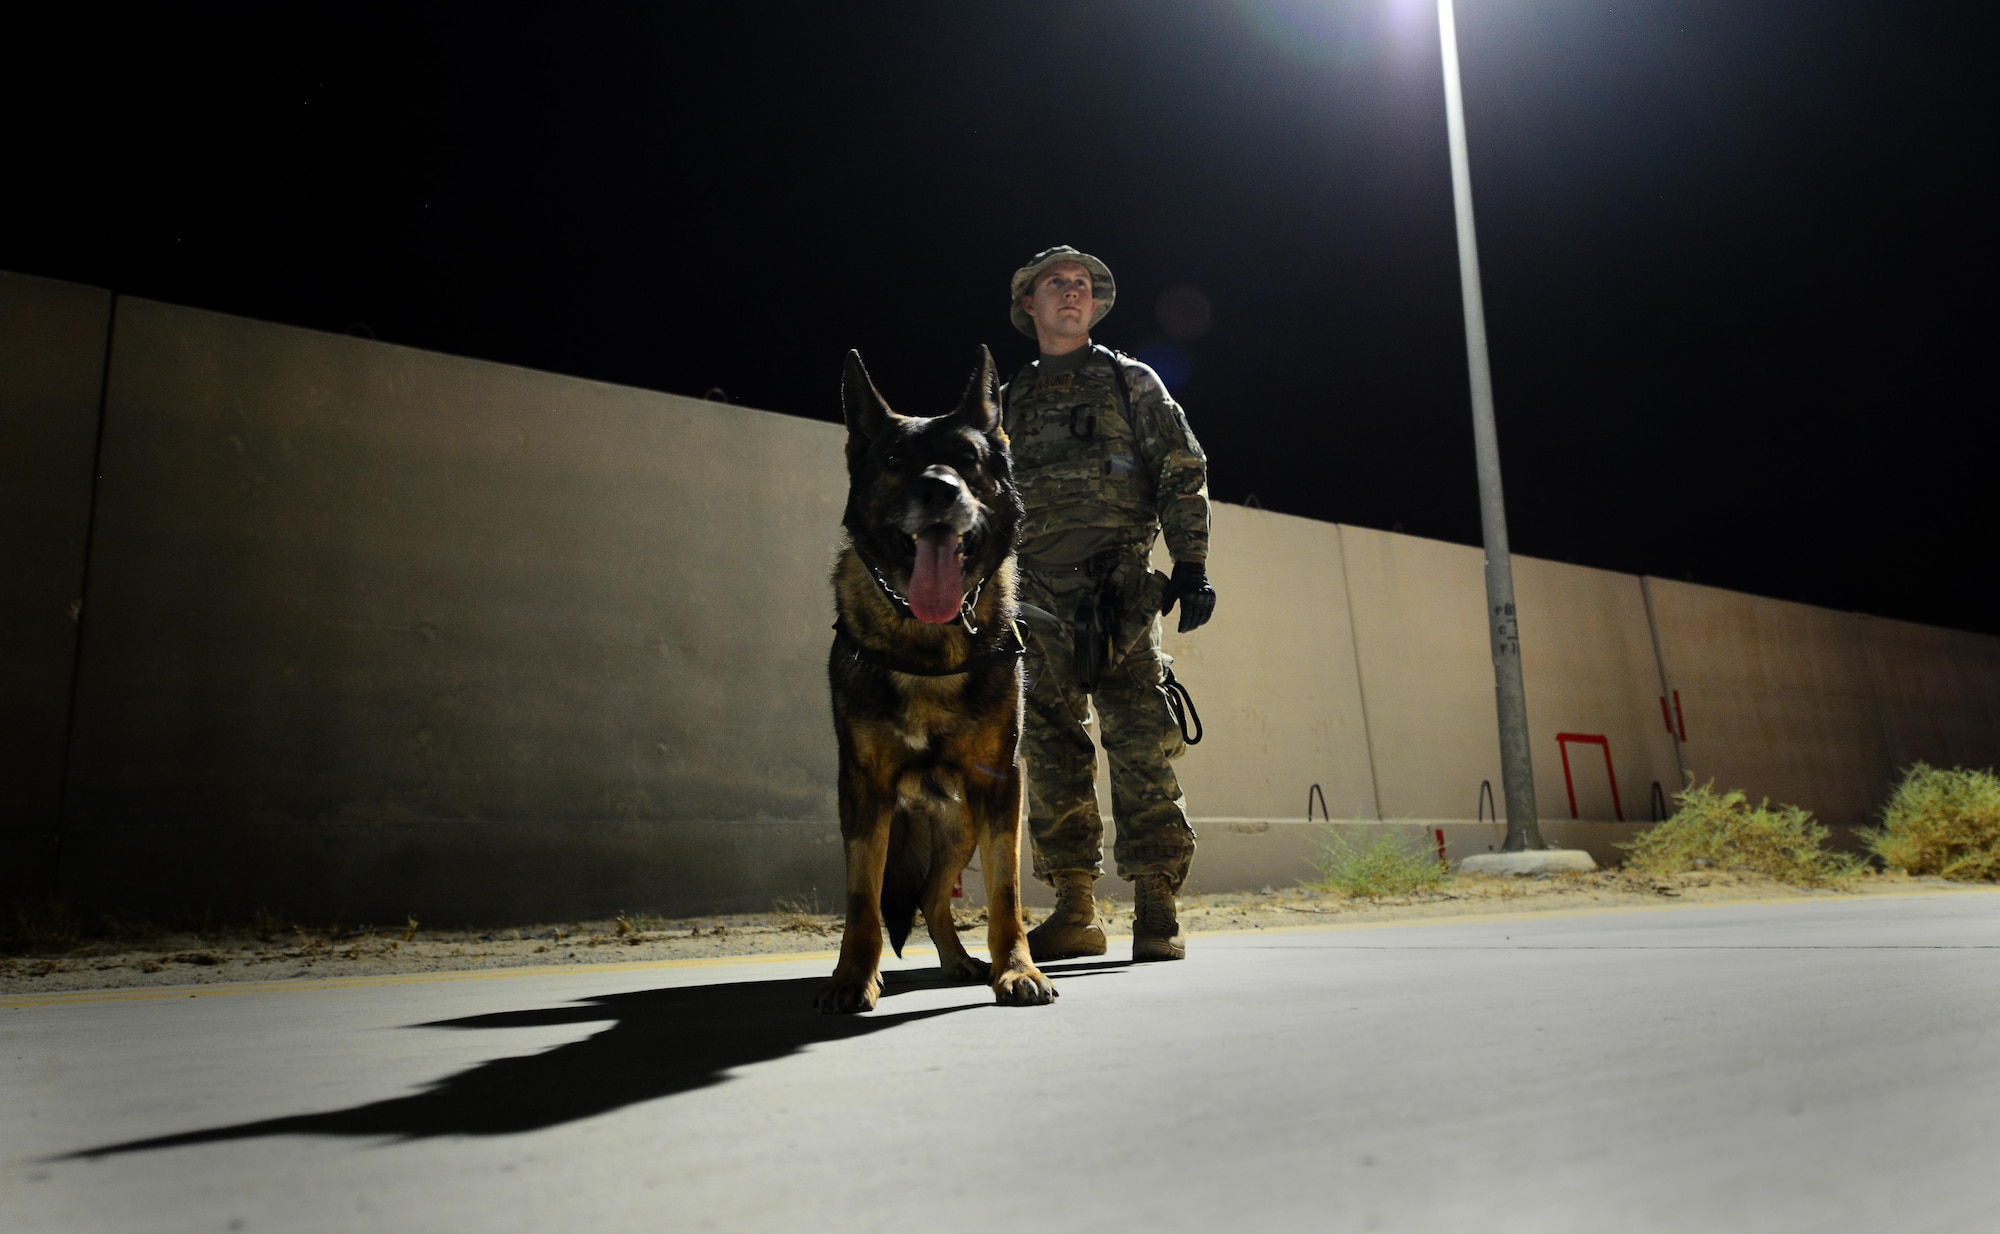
left=1118, top=359, right=1165, bottom=399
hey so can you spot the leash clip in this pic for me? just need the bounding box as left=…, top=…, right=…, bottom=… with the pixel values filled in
left=959, top=581, right=983, bottom=634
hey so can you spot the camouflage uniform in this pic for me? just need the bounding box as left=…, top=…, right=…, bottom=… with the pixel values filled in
left=1001, top=344, right=1210, bottom=892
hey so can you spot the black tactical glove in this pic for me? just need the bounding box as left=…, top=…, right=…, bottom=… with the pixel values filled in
left=1160, top=559, right=1217, bottom=633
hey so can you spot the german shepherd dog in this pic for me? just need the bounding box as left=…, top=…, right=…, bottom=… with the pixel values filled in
left=815, top=347, right=1057, bottom=1013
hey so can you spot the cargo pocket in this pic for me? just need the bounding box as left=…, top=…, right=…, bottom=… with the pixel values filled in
left=1108, top=567, right=1169, bottom=667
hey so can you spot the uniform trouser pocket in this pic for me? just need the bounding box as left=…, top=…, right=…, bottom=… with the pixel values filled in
left=1096, top=636, right=1196, bottom=888
left=1107, top=566, right=1169, bottom=668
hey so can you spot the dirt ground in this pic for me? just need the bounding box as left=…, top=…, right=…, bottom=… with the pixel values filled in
left=0, top=869, right=1967, bottom=997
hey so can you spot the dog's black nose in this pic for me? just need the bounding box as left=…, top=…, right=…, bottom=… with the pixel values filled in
left=917, top=466, right=964, bottom=509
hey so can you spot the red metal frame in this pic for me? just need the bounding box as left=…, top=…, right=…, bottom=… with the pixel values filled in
left=1555, top=732, right=1624, bottom=821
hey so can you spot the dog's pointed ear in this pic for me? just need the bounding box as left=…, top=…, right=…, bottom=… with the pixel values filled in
left=842, top=350, right=894, bottom=444
left=951, top=345, right=1002, bottom=437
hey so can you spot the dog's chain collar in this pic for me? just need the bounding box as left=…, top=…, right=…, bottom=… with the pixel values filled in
left=864, top=561, right=984, bottom=634
left=831, top=616, right=1026, bottom=678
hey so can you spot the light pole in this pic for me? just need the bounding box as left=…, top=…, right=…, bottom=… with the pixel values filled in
left=1437, top=0, right=1545, bottom=852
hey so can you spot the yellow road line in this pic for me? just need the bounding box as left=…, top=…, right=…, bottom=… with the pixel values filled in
left=5, top=884, right=1992, bottom=1010
left=1, top=947, right=844, bottom=1009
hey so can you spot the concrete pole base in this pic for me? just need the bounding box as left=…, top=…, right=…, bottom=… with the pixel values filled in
left=1457, top=850, right=1598, bottom=877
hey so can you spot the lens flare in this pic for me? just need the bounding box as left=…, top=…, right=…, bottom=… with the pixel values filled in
left=1155, top=286, right=1214, bottom=344
left=1237, top=0, right=1429, bottom=67
left=1136, top=341, right=1193, bottom=391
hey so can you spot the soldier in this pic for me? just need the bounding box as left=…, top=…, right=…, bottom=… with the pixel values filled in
left=1001, top=246, right=1217, bottom=963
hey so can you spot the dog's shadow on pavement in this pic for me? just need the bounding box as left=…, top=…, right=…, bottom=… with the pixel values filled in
left=62, top=970, right=1028, bottom=1159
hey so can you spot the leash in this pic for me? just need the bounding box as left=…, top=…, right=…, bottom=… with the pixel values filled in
left=1162, top=664, right=1204, bottom=746
left=831, top=617, right=1026, bottom=678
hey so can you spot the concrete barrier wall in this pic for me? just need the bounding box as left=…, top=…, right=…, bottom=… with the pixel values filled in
left=1514, top=554, right=1686, bottom=851
left=1153, top=506, right=1377, bottom=892
left=1857, top=616, right=2000, bottom=779
left=1644, top=578, right=1891, bottom=831
left=1339, top=526, right=1682, bottom=865
left=60, top=296, right=850, bottom=920
left=0, top=272, right=111, bottom=906
left=10, top=273, right=1996, bottom=920
left=1340, top=525, right=1505, bottom=823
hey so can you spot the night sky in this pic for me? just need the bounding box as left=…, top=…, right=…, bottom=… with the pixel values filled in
left=8, top=2, right=1993, bottom=633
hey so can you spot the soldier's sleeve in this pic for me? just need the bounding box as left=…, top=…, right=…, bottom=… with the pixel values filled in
left=1122, top=359, right=1210, bottom=564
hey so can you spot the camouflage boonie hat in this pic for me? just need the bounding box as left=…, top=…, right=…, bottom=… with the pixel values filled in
left=1009, top=246, right=1116, bottom=338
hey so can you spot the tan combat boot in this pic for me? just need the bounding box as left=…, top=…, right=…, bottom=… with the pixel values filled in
left=1027, top=870, right=1107, bottom=961
left=1132, top=872, right=1187, bottom=962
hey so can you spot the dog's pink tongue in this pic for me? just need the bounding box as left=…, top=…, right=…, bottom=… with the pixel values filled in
left=907, top=527, right=964, bottom=623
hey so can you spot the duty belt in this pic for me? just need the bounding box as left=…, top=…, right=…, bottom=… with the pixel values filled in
left=1016, top=543, right=1147, bottom=576
left=1017, top=547, right=1204, bottom=744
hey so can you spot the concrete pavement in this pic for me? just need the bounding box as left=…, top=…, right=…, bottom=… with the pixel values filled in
left=5, top=889, right=1998, bottom=1232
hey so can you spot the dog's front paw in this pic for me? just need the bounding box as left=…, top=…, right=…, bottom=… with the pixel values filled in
left=939, top=952, right=992, bottom=984
left=992, top=964, right=1058, bottom=1006
left=814, top=969, right=882, bottom=1014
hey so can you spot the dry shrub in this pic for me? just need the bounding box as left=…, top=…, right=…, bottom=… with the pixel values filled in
left=1310, top=829, right=1448, bottom=899
left=1864, top=763, right=2000, bottom=881
left=3, top=901, right=78, bottom=954
left=772, top=893, right=834, bottom=935
left=1621, top=780, right=1863, bottom=888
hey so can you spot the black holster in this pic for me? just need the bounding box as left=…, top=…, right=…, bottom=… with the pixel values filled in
left=1073, top=561, right=1123, bottom=694
left=1074, top=594, right=1108, bottom=694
